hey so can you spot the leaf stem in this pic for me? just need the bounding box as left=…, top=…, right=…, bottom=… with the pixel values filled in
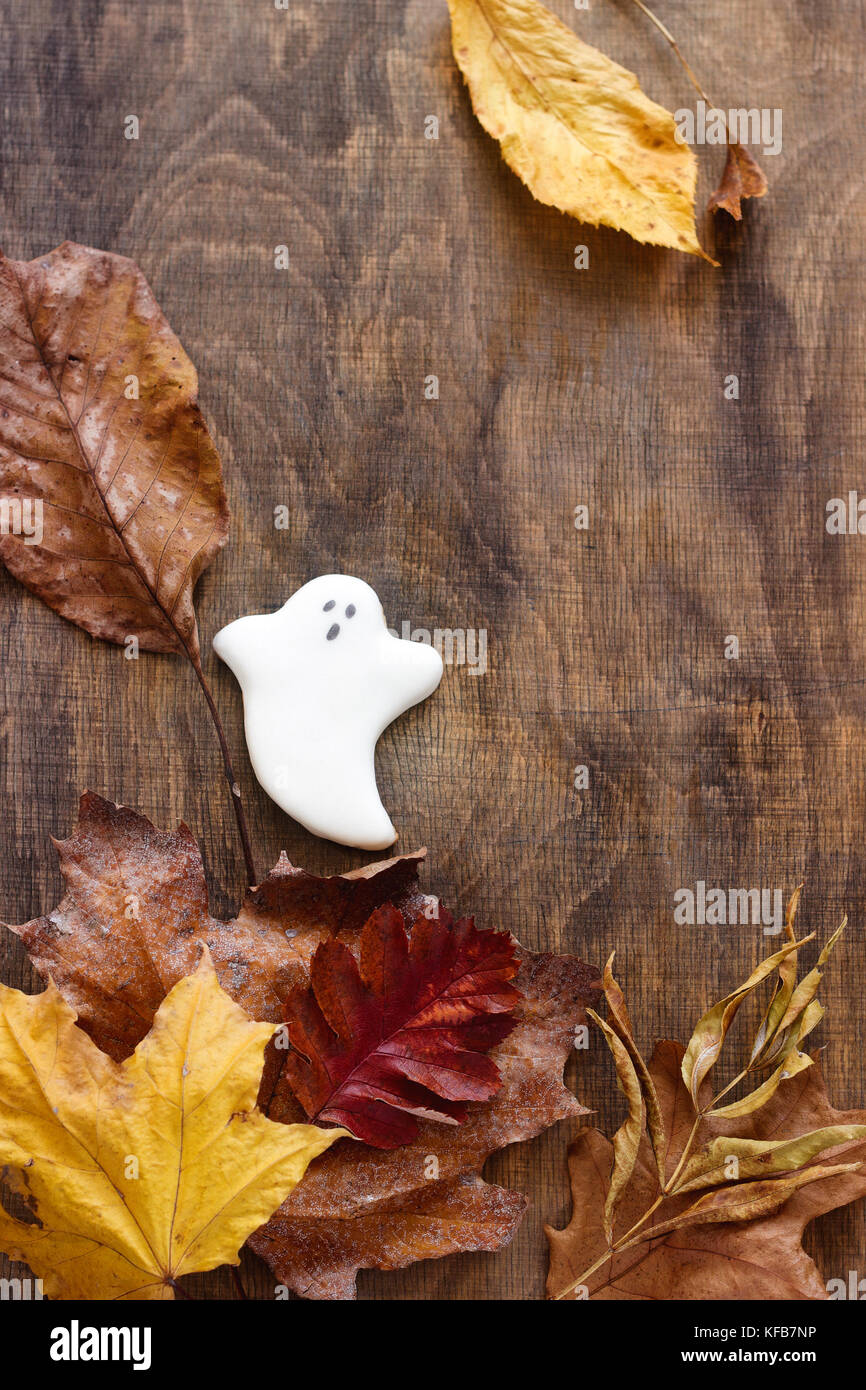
left=188, top=650, right=258, bottom=888
left=553, top=1192, right=664, bottom=1298
left=662, top=1112, right=703, bottom=1194
left=627, top=0, right=721, bottom=116
left=706, top=1067, right=750, bottom=1112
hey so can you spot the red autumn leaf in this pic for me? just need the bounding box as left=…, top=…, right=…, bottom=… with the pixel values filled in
left=283, top=903, right=520, bottom=1147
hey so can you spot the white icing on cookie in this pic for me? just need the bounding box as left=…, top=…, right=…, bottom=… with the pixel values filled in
left=212, top=575, right=443, bottom=850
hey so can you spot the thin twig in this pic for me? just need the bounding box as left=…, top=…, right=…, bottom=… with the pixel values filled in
left=662, top=1112, right=703, bottom=1194
left=230, top=1265, right=248, bottom=1301
left=188, top=650, right=258, bottom=888
left=628, top=0, right=725, bottom=125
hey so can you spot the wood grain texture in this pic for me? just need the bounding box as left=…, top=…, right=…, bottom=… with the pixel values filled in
left=0, top=0, right=864, bottom=1300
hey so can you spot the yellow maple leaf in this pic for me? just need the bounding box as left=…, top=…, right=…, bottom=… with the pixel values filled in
left=0, top=951, right=346, bottom=1300
left=448, top=0, right=713, bottom=259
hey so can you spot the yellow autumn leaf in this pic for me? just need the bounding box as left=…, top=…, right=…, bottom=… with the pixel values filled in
left=675, top=1125, right=866, bottom=1194
left=448, top=0, right=712, bottom=259
left=681, top=935, right=809, bottom=1105
left=0, top=951, right=346, bottom=1300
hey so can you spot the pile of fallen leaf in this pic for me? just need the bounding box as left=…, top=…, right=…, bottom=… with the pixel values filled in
left=1, top=794, right=599, bottom=1299
left=547, top=894, right=866, bottom=1300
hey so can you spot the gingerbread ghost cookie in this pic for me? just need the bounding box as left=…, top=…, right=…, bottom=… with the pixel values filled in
left=213, top=575, right=443, bottom=850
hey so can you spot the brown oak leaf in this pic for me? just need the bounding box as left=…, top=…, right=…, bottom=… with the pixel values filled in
left=546, top=1040, right=866, bottom=1299
left=0, top=242, right=229, bottom=657
left=708, top=142, right=768, bottom=220
left=5, top=792, right=600, bottom=1299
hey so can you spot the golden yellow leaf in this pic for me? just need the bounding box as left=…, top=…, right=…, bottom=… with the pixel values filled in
left=447, top=0, right=712, bottom=258
left=749, top=885, right=801, bottom=1066
left=676, top=1125, right=866, bottom=1194
left=709, top=1003, right=824, bottom=1120
left=0, top=952, right=346, bottom=1300
left=681, top=935, right=809, bottom=1105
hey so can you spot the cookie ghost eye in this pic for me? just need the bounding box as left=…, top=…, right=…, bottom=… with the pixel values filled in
left=326, top=623, right=340, bottom=641
left=345, top=604, right=356, bottom=618
left=323, top=600, right=336, bottom=612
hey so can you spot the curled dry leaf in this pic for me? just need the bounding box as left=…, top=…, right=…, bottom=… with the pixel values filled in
left=0, top=953, right=343, bottom=1300
left=676, top=1127, right=866, bottom=1195
left=681, top=934, right=809, bottom=1106
left=547, top=1041, right=866, bottom=1300
left=708, top=1001, right=823, bottom=1120
left=0, top=242, right=229, bottom=657
left=447, top=0, right=712, bottom=259
left=708, top=141, right=768, bottom=219
left=548, top=920, right=866, bottom=1301
left=4, top=792, right=600, bottom=1299
left=708, top=912, right=846, bottom=1120
left=750, top=884, right=801, bottom=1065
left=602, top=953, right=666, bottom=1187
left=587, top=1008, right=645, bottom=1242
left=636, top=1164, right=863, bottom=1243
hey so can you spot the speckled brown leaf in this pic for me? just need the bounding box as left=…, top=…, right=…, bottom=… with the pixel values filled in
left=5, top=793, right=600, bottom=1299
left=546, top=1041, right=866, bottom=1300
left=0, top=242, right=229, bottom=657
left=4, top=792, right=426, bottom=1061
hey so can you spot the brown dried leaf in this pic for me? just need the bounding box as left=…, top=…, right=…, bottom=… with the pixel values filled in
left=4, top=792, right=600, bottom=1300
left=0, top=242, right=229, bottom=657
left=639, top=1163, right=863, bottom=1242
left=546, top=1041, right=866, bottom=1300
left=774, top=921, right=846, bottom=1039
left=4, top=792, right=428, bottom=1060
left=708, top=141, right=768, bottom=220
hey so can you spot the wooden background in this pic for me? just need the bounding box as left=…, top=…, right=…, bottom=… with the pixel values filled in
left=1, top=0, right=864, bottom=1300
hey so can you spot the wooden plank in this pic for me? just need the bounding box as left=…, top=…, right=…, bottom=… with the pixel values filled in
left=0, top=0, right=863, bottom=1300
